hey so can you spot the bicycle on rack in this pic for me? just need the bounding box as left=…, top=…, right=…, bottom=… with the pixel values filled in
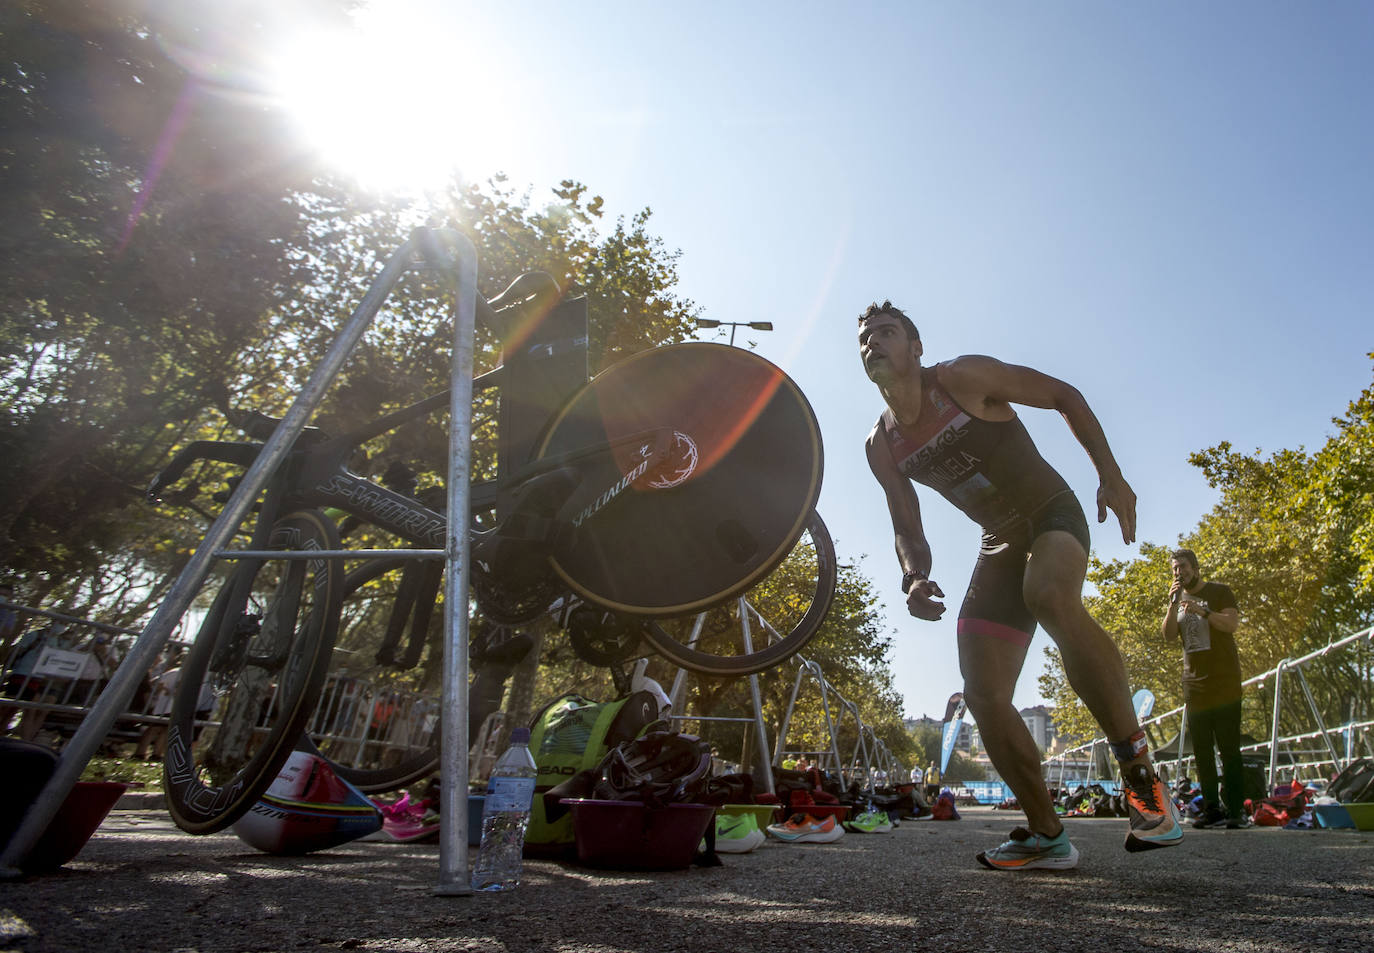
left=147, top=238, right=835, bottom=834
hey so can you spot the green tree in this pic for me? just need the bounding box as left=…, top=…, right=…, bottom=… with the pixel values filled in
left=0, top=0, right=354, bottom=607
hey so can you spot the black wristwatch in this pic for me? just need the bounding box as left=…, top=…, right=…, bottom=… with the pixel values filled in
left=1201, top=606, right=1211, bottom=619
left=902, top=570, right=926, bottom=594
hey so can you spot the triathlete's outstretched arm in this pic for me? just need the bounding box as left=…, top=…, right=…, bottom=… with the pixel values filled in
left=942, top=355, right=1137, bottom=544
left=866, top=425, right=946, bottom=621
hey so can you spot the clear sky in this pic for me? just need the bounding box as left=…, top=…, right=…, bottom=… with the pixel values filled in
left=268, top=1, right=1373, bottom=718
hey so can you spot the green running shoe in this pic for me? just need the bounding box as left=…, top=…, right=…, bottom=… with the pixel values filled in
left=712, top=811, right=766, bottom=853
left=843, top=809, right=893, bottom=833
left=976, top=827, right=1079, bottom=871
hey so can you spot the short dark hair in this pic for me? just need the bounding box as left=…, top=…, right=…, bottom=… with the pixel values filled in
left=859, top=300, right=919, bottom=342
left=1171, top=549, right=1199, bottom=571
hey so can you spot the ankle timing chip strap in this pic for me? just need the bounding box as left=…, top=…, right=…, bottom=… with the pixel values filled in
left=1110, top=730, right=1148, bottom=763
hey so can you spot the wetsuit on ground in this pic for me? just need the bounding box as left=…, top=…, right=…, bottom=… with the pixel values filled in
left=877, top=363, right=1091, bottom=649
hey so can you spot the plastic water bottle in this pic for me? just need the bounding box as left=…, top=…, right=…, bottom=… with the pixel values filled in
left=470, top=726, right=538, bottom=892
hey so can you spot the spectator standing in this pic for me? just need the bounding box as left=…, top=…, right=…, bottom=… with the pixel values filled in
left=925, top=760, right=942, bottom=801
left=1161, top=549, right=1249, bottom=829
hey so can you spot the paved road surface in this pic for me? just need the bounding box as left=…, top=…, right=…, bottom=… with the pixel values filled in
left=1, top=806, right=1371, bottom=952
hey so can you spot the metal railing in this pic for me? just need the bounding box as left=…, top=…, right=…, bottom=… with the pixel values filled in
left=1043, top=624, right=1374, bottom=791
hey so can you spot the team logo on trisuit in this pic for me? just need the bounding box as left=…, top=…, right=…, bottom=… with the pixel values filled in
left=645, top=432, right=699, bottom=489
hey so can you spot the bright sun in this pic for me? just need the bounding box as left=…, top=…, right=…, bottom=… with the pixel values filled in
left=268, top=3, right=511, bottom=192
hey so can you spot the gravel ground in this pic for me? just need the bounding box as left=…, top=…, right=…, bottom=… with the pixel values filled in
left=1, top=806, right=1371, bottom=953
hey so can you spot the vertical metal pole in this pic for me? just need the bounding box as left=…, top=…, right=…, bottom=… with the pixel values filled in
left=1268, top=661, right=1286, bottom=789
left=815, top=667, right=842, bottom=776
left=737, top=598, right=774, bottom=795
left=432, top=232, right=478, bottom=896
left=1176, top=711, right=1188, bottom=783
left=667, top=614, right=707, bottom=714
left=772, top=663, right=808, bottom=766
left=1294, top=668, right=1342, bottom=775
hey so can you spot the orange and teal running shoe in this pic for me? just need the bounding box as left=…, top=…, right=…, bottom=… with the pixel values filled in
left=1123, top=762, right=1184, bottom=852
left=976, top=827, right=1079, bottom=871
left=765, top=813, right=844, bottom=844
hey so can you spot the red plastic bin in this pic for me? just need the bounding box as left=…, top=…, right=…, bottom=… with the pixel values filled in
left=565, top=798, right=715, bottom=870
left=23, top=781, right=129, bottom=872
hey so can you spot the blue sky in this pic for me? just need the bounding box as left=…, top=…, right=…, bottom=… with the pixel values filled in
left=275, top=2, right=1373, bottom=718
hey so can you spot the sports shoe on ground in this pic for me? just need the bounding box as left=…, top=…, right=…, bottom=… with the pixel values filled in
left=1227, top=814, right=1254, bottom=829
left=765, top=813, right=844, bottom=844
left=362, top=793, right=441, bottom=843
left=1191, top=805, right=1228, bottom=829
left=1122, top=762, right=1184, bottom=853
left=843, top=809, right=893, bottom=833
left=976, top=827, right=1079, bottom=871
left=712, top=812, right=766, bottom=853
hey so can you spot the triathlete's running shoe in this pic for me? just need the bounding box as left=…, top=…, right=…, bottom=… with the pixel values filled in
left=1122, top=762, right=1184, bottom=853
left=712, top=812, right=766, bottom=853
left=976, top=827, right=1079, bottom=871
left=843, top=809, right=893, bottom=833
left=765, top=813, right=844, bottom=844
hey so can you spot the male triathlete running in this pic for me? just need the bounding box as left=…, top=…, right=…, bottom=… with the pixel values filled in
left=859, top=300, right=1181, bottom=870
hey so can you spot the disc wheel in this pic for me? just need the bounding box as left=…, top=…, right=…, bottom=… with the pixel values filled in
left=164, top=510, right=343, bottom=834
left=535, top=342, right=823, bottom=616
left=641, top=508, right=836, bottom=677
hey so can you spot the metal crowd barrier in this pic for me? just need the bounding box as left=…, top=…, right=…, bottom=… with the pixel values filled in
left=1043, top=624, right=1374, bottom=791
left=0, top=600, right=443, bottom=772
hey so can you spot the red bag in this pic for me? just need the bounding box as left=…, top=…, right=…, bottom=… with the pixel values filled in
left=1252, top=801, right=1288, bottom=826
left=932, top=791, right=960, bottom=820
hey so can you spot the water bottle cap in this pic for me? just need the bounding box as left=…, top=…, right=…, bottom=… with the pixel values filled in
left=511, top=727, right=531, bottom=744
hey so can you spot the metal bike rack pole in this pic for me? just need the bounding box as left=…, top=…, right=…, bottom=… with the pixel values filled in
left=772, top=664, right=809, bottom=766
left=426, top=230, right=478, bottom=896
left=737, top=598, right=775, bottom=796
left=812, top=667, right=845, bottom=778
left=1294, top=668, right=1343, bottom=775
left=1175, top=709, right=1189, bottom=783
left=771, top=656, right=843, bottom=779
left=0, top=232, right=435, bottom=877
left=1268, top=660, right=1287, bottom=788
left=666, top=614, right=708, bottom=713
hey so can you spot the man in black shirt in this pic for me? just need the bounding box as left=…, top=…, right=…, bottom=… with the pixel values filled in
left=1161, top=549, right=1247, bottom=828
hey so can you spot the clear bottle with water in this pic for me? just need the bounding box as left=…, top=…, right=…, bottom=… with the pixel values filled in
left=470, top=726, right=538, bottom=892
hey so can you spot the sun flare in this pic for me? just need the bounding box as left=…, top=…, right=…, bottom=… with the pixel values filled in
left=268, top=4, right=511, bottom=192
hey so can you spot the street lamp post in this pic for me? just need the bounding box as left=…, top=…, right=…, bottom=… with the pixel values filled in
left=696, top=318, right=773, bottom=347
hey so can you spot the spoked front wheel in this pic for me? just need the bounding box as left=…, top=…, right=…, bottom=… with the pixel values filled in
left=641, top=508, right=835, bottom=677
left=164, top=510, right=343, bottom=834
left=309, top=556, right=444, bottom=794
